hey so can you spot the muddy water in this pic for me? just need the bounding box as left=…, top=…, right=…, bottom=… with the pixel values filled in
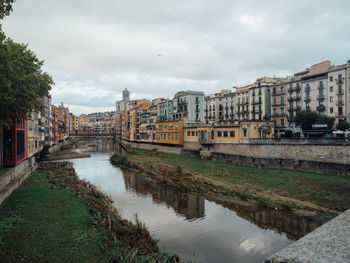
left=70, top=140, right=318, bottom=263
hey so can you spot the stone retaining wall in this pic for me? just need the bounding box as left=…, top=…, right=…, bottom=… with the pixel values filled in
left=0, top=156, right=36, bottom=205
left=119, top=140, right=183, bottom=155
left=183, top=141, right=350, bottom=174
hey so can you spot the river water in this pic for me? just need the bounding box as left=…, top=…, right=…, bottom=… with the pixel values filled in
left=69, top=140, right=318, bottom=263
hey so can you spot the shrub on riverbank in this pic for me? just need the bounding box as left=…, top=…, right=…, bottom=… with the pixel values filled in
left=110, top=153, right=128, bottom=166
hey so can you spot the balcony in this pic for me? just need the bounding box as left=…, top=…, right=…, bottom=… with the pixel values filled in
left=219, top=106, right=224, bottom=111
left=336, top=78, right=344, bottom=84
left=288, top=94, right=301, bottom=101
left=288, top=86, right=301, bottom=93
left=316, top=105, right=326, bottom=112
left=317, top=94, right=325, bottom=101
left=195, top=100, right=200, bottom=104
left=337, top=89, right=344, bottom=95
left=251, top=100, right=262, bottom=105
left=251, top=109, right=262, bottom=114
left=337, top=101, right=344, bottom=106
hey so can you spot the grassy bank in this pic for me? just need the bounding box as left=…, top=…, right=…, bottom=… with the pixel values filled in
left=113, top=150, right=350, bottom=223
left=0, top=162, right=177, bottom=263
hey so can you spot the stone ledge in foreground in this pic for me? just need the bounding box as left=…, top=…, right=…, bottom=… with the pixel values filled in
left=265, top=208, right=350, bottom=263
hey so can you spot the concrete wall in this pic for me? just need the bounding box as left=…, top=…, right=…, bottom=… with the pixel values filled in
left=0, top=156, right=36, bottom=205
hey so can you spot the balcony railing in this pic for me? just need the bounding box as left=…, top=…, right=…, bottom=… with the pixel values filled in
left=317, top=94, right=325, bottom=101
left=337, top=89, right=344, bottom=95
left=316, top=105, right=326, bottom=112
left=337, top=101, right=344, bottom=106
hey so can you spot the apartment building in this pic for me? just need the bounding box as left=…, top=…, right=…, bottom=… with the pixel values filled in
left=158, top=99, right=174, bottom=122
left=327, top=64, right=348, bottom=121
left=222, top=90, right=235, bottom=123
left=154, top=120, right=184, bottom=145
left=27, top=111, right=35, bottom=158
left=249, top=77, right=273, bottom=121
left=173, top=91, right=204, bottom=124
left=204, top=93, right=224, bottom=123
left=235, top=85, right=250, bottom=121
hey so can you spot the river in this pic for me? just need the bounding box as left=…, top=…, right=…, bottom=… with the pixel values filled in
left=68, top=140, right=317, bottom=263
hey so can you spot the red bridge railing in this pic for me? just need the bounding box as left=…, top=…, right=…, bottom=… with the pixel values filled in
left=70, top=130, right=121, bottom=136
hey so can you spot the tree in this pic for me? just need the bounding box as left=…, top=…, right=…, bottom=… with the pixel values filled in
left=316, top=115, right=335, bottom=129
left=0, top=0, right=14, bottom=20
left=293, top=111, right=318, bottom=130
left=0, top=38, right=53, bottom=127
left=337, top=119, right=350, bottom=131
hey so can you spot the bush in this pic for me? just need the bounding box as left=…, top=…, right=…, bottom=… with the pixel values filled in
left=110, top=154, right=128, bottom=166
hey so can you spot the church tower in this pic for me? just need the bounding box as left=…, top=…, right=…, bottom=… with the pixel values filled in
left=122, top=88, right=130, bottom=101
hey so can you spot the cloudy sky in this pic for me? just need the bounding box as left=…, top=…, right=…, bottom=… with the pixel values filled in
left=2, top=0, right=350, bottom=115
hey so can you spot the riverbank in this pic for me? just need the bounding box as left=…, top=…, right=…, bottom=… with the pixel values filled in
left=0, top=161, right=178, bottom=263
left=111, top=149, right=350, bottom=224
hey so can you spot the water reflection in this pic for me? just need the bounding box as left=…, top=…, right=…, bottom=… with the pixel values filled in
left=123, top=170, right=205, bottom=221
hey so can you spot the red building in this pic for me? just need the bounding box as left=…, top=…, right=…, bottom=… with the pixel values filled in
left=3, top=119, right=27, bottom=167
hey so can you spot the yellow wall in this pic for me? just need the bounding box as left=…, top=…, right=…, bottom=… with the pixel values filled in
left=154, top=121, right=184, bottom=145
left=184, top=125, right=240, bottom=144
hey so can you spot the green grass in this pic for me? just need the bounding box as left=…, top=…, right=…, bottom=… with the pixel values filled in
left=0, top=172, right=110, bottom=263
left=136, top=152, right=350, bottom=211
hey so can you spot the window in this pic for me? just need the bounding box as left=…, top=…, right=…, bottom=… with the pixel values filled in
left=330, top=107, right=334, bottom=114
left=330, top=96, right=333, bottom=102
left=223, top=131, right=228, bottom=137
left=168, top=134, right=170, bottom=140
left=187, top=131, right=190, bottom=136
left=217, top=131, right=222, bottom=137
left=196, top=131, right=198, bottom=136
left=330, top=86, right=333, bottom=92
left=230, top=131, right=235, bottom=137
left=175, top=134, right=178, bottom=140
left=281, top=118, right=285, bottom=126
left=243, top=129, right=247, bottom=137
left=192, top=131, right=195, bottom=136
left=339, top=107, right=343, bottom=116
left=211, top=131, right=214, bottom=139
left=171, top=134, right=174, bottom=140
left=330, top=76, right=333, bottom=81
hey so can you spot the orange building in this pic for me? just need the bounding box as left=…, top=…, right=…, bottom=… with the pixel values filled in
left=154, top=121, right=184, bottom=145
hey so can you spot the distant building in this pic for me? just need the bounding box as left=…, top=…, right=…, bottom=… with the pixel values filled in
left=173, top=91, right=205, bottom=124
left=116, top=88, right=130, bottom=115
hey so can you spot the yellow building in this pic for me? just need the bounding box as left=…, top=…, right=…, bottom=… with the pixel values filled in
left=239, top=121, right=274, bottom=142
left=154, top=121, right=184, bottom=145
left=184, top=121, right=274, bottom=145
left=184, top=124, right=240, bottom=145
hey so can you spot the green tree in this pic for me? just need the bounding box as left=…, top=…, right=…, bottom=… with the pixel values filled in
left=0, top=0, right=14, bottom=20
left=316, top=115, right=335, bottom=129
left=337, top=119, right=350, bottom=131
left=293, top=111, right=318, bottom=130
left=0, top=38, right=53, bottom=127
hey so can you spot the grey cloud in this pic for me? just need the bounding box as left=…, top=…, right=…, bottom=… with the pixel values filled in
left=3, top=0, right=350, bottom=115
